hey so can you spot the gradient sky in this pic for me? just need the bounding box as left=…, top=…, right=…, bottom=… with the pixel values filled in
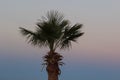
left=0, top=0, right=120, bottom=80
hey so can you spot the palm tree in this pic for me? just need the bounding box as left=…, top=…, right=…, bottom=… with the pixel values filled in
left=19, top=10, right=84, bottom=80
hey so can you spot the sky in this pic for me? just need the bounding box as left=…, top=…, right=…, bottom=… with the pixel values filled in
left=0, top=0, right=120, bottom=80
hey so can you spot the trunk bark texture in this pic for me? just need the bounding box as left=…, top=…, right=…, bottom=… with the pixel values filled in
left=45, top=51, right=62, bottom=80
left=46, top=63, right=59, bottom=80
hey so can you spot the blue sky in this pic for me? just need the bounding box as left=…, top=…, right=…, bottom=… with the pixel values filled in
left=0, top=0, right=120, bottom=80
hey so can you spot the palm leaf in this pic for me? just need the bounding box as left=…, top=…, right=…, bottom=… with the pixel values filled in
left=19, top=27, right=48, bottom=47
left=60, top=24, right=84, bottom=49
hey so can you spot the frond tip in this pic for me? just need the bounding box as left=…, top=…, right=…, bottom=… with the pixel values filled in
left=19, top=27, right=34, bottom=36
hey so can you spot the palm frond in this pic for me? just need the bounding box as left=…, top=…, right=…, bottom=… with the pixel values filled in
left=60, top=24, right=84, bottom=49
left=47, top=10, right=64, bottom=24
left=19, top=27, right=48, bottom=47
left=67, top=24, right=83, bottom=36
left=19, top=27, right=35, bottom=38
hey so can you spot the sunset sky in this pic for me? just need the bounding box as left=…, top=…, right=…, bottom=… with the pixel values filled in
left=0, top=0, right=120, bottom=80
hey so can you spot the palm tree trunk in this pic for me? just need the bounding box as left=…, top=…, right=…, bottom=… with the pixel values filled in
left=45, top=51, right=61, bottom=80
left=46, top=63, right=59, bottom=80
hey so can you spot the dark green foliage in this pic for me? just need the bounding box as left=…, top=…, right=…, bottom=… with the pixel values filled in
left=19, top=10, right=84, bottom=51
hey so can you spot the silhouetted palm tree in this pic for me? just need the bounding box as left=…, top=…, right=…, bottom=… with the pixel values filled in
left=19, top=10, right=84, bottom=80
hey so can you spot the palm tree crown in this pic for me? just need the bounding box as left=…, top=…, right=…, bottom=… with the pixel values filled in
left=19, top=10, right=84, bottom=52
